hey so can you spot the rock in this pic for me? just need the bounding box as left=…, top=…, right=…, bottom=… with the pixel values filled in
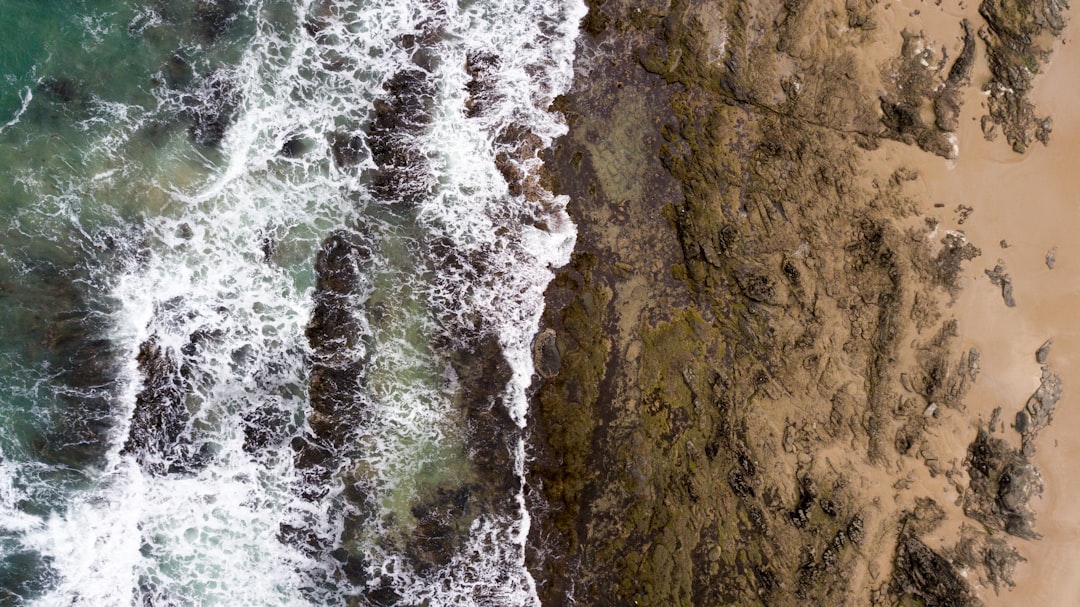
left=38, top=76, right=82, bottom=104
left=1045, top=247, right=1057, bottom=269
left=984, top=263, right=1015, bottom=307
left=330, top=132, right=364, bottom=167
left=979, top=0, right=1067, bottom=152
left=406, top=484, right=474, bottom=573
left=890, top=531, right=982, bottom=607
left=281, top=135, right=307, bottom=158
left=1035, top=339, right=1052, bottom=364
left=533, top=328, right=561, bottom=378
left=183, top=69, right=242, bottom=147
left=1017, top=364, right=1062, bottom=454
left=297, top=230, right=373, bottom=473
left=363, top=69, right=436, bottom=202
left=120, top=336, right=203, bottom=475
left=463, top=50, right=501, bottom=118
left=964, top=428, right=1042, bottom=539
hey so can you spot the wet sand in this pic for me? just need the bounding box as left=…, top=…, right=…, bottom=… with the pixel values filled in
left=866, top=1, right=1080, bottom=602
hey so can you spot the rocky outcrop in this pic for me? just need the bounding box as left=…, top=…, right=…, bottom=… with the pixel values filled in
left=361, top=69, right=436, bottom=203
left=295, top=229, right=373, bottom=483
left=890, top=531, right=982, bottom=607
left=979, top=0, right=1068, bottom=152
left=880, top=23, right=976, bottom=158
left=121, top=336, right=201, bottom=475
left=964, top=428, right=1043, bottom=539
left=1015, top=340, right=1062, bottom=454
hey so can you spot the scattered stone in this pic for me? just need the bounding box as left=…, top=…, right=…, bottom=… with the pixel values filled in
left=1045, top=246, right=1057, bottom=269
left=955, top=204, right=973, bottom=225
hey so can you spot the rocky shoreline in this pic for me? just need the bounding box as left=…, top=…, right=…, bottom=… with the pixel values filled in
left=527, top=0, right=1068, bottom=604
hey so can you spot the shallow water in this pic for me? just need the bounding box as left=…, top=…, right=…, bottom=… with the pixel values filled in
left=0, top=0, right=582, bottom=604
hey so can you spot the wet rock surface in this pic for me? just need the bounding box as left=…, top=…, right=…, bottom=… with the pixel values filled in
left=361, top=69, right=436, bottom=203
left=296, top=229, right=373, bottom=480
left=121, top=336, right=202, bottom=475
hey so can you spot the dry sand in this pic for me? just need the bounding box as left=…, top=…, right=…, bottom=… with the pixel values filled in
left=863, top=1, right=1080, bottom=603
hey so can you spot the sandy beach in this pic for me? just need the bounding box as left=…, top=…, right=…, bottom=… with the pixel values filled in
left=865, top=2, right=1080, bottom=601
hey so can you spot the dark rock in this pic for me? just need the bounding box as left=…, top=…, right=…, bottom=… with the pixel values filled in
left=363, top=69, right=436, bottom=202
left=985, top=263, right=1015, bottom=307
left=788, top=476, right=817, bottom=528
left=464, top=50, right=501, bottom=117
left=1016, top=364, right=1061, bottom=454
left=1035, top=339, right=1052, bottom=364
left=946, top=20, right=976, bottom=86
left=330, top=132, right=364, bottom=167
left=494, top=124, right=545, bottom=200
left=120, top=336, right=204, bottom=475
left=406, top=484, right=474, bottom=573
left=281, top=135, right=308, bottom=158
left=183, top=69, right=242, bottom=147
left=964, top=428, right=1042, bottom=539
left=890, top=531, right=982, bottom=606
left=302, top=230, right=372, bottom=448
left=38, top=76, right=82, bottom=104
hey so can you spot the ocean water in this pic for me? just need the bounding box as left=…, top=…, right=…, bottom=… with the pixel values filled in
left=0, top=0, right=582, bottom=605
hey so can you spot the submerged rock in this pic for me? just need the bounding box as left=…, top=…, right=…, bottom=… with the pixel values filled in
left=183, top=69, right=242, bottom=147
left=194, top=0, right=245, bottom=42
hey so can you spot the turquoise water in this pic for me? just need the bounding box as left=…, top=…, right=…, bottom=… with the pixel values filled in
left=0, top=0, right=582, bottom=605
